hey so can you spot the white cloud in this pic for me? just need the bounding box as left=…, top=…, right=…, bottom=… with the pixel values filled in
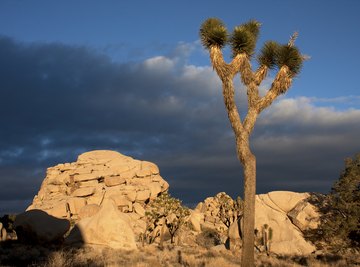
left=259, top=96, right=360, bottom=128
left=142, top=56, right=175, bottom=73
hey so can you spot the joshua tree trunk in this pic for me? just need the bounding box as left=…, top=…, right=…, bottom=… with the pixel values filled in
left=159, top=217, right=165, bottom=249
left=241, top=152, right=256, bottom=266
left=233, top=107, right=257, bottom=266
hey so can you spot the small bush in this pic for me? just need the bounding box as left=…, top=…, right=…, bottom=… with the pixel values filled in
left=195, top=228, right=222, bottom=248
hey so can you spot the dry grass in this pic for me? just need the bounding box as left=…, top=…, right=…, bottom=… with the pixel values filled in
left=0, top=240, right=359, bottom=267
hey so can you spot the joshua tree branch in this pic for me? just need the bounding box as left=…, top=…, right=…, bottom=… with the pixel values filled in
left=243, top=66, right=292, bottom=134
left=209, top=46, right=232, bottom=80
left=257, top=66, right=292, bottom=114
left=238, top=54, right=254, bottom=86
left=254, top=65, right=268, bottom=86
left=243, top=107, right=259, bottom=134
left=210, top=46, right=245, bottom=136
left=222, top=77, right=245, bottom=136
left=237, top=54, right=261, bottom=110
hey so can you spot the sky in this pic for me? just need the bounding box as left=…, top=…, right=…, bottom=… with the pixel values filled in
left=0, top=0, right=360, bottom=214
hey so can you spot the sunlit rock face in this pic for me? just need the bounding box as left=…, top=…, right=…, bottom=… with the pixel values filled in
left=254, top=191, right=319, bottom=255
left=65, top=198, right=137, bottom=250
left=27, top=150, right=169, bottom=238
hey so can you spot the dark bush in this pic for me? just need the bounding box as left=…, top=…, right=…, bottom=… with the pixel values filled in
left=310, top=154, right=360, bottom=250
left=195, top=228, right=222, bottom=249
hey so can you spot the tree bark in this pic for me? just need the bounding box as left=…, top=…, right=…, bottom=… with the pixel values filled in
left=242, top=156, right=256, bottom=266
left=159, top=217, right=165, bottom=249
left=237, top=137, right=256, bottom=267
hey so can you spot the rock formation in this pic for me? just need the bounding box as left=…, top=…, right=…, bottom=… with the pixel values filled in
left=26, top=150, right=320, bottom=255
left=192, top=191, right=319, bottom=255
left=27, top=150, right=169, bottom=247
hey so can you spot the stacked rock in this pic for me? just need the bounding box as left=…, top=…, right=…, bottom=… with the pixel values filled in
left=27, top=150, right=169, bottom=236
left=190, top=192, right=232, bottom=233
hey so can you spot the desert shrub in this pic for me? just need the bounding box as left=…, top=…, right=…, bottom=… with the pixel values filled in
left=43, top=250, right=72, bottom=267
left=310, top=154, right=360, bottom=250
left=195, top=228, right=222, bottom=248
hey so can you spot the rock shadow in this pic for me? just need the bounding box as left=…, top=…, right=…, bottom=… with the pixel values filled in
left=0, top=210, right=85, bottom=266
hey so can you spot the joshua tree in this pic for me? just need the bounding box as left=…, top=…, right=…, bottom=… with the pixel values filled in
left=217, top=193, right=243, bottom=229
left=145, top=192, right=190, bottom=245
left=200, top=18, right=304, bottom=266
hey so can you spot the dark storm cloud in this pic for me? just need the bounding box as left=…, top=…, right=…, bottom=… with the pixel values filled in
left=1, top=36, right=359, bottom=213
left=0, top=36, right=229, bottom=212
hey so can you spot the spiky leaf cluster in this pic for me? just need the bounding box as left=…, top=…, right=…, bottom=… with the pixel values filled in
left=258, top=41, right=303, bottom=76
left=276, top=45, right=303, bottom=76
left=258, top=41, right=281, bottom=69
left=200, top=18, right=304, bottom=76
left=200, top=18, right=228, bottom=49
left=230, top=20, right=260, bottom=57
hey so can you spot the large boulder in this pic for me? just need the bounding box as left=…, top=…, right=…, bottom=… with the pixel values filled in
left=254, top=191, right=317, bottom=255
left=189, top=210, right=204, bottom=232
left=13, top=209, right=70, bottom=244
left=27, top=150, right=169, bottom=241
left=65, top=199, right=137, bottom=250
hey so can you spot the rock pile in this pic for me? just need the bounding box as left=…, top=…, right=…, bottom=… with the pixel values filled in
left=190, top=192, right=234, bottom=233
left=27, top=150, right=169, bottom=240
left=191, top=191, right=319, bottom=255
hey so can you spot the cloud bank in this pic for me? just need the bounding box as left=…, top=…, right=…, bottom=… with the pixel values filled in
left=1, top=36, right=359, bottom=213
